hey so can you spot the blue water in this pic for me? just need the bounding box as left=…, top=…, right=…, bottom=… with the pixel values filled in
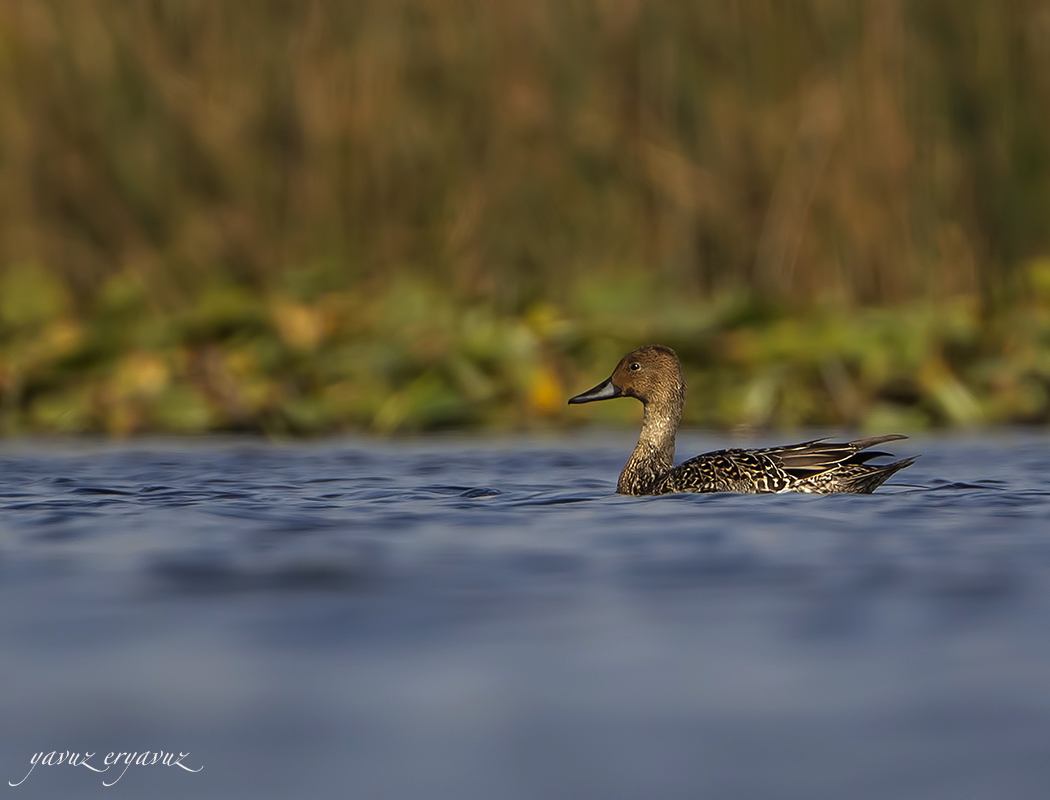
left=1, top=432, right=1049, bottom=799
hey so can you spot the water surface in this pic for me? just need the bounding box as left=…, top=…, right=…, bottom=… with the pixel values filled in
left=1, top=432, right=1049, bottom=799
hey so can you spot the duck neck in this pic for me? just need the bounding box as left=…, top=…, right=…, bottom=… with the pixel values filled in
left=617, top=396, right=682, bottom=495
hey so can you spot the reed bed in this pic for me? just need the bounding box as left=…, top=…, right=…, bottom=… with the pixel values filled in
left=1, top=0, right=1049, bottom=433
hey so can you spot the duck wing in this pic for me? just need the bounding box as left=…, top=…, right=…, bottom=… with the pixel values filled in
left=760, top=435, right=908, bottom=480
left=765, top=435, right=914, bottom=493
left=656, top=435, right=913, bottom=495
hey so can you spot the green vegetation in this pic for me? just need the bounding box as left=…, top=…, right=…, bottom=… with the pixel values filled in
left=0, top=1, right=1049, bottom=434
left=4, top=266, right=1050, bottom=434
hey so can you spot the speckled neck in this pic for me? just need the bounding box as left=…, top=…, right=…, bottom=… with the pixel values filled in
left=617, top=383, right=685, bottom=495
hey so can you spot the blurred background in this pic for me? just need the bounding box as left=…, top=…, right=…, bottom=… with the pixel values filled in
left=5, top=7, right=1050, bottom=798
left=2, top=0, right=1050, bottom=436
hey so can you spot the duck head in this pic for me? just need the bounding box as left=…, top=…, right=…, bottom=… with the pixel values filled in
left=568, top=345, right=685, bottom=409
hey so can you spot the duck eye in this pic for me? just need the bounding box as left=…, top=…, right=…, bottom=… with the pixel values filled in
left=629, top=362, right=641, bottom=371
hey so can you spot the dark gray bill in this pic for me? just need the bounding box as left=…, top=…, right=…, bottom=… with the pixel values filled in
left=567, top=377, right=622, bottom=404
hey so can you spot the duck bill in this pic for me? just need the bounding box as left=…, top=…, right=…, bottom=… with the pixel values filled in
left=568, top=377, right=623, bottom=404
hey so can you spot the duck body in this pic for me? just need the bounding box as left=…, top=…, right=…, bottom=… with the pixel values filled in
left=647, top=436, right=915, bottom=495
left=569, top=345, right=915, bottom=496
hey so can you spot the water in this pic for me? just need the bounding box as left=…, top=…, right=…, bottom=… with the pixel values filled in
left=1, top=432, right=1049, bottom=799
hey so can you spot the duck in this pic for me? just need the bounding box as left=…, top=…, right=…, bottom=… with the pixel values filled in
left=568, top=345, right=916, bottom=495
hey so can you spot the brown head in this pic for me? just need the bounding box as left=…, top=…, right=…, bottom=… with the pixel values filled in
left=569, top=345, right=686, bottom=494
left=568, top=345, right=686, bottom=412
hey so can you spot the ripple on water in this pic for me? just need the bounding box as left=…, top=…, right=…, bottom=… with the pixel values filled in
left=1, top=434, right=1050, bottom=799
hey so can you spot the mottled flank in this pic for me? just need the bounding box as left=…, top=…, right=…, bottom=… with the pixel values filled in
left=654, top=435, right=917, bottom=495
left=569, top=346, right=916, bottom=495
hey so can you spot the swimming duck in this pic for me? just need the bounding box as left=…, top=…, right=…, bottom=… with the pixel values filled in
left=568, top=345, right=915, bottom=495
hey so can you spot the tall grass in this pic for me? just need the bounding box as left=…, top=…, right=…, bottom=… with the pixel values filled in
left=1, top=1, right=1049, bottom=433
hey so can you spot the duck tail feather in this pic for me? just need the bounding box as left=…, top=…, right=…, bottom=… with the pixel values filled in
left=848, top=434, right=908, bottom=449
left=845, top=456, right=918, bottom=493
